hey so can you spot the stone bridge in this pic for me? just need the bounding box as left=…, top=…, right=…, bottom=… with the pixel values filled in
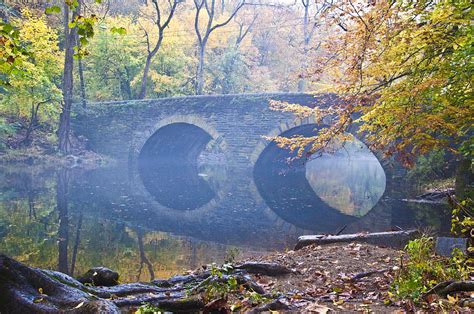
left=72, top=93, right=409, bottom=248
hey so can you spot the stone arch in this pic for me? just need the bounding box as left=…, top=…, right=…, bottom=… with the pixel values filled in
left=129, top=114, right=227, bottom=165
left=250, top=115, right=401, bottom=193
left=250, top=118, right=399, bottom=232
left=129, top=115, right=230, bottom=214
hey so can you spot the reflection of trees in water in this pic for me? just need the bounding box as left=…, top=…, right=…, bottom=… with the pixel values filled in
left=57, top=169, right=70, bottom=274
left=136, top=229, right=155, bottom=281
left=306, top=145, right=386, bottom=216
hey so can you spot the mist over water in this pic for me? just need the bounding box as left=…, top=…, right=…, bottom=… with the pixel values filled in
left=0, top=132, right=450, bottom=281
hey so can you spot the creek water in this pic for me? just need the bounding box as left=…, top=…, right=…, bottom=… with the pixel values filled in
left=0, top=140, right=450, bottom=282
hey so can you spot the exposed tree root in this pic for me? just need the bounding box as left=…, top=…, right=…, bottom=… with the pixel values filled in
left=0, top=254, right=291, bottom=313
left=424, top=280, right=474, bottom=298
left=349, top=268, right=391, bottom=281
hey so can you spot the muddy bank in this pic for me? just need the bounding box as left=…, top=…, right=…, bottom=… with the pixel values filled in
left=0, top=243, right=406, bottom=313
left=1, top=240, right=473, bottom=313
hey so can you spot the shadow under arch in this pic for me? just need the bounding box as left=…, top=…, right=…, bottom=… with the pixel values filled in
left=138, top=123, right=220, bottom=210
left=253, top=123, right=387, bottom=232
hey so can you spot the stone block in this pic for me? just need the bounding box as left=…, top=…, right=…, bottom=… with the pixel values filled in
left=435, top=237, right=468, bottom=257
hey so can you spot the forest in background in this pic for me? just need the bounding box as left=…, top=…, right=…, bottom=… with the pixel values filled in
left=1, top=0, right=333, bottom=152
left=1, top=0, right=471, bottom=172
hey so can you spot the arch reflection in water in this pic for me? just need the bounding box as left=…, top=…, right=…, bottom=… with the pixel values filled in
left=306, top=137, right=386, bottom=217
left=254, top=124, right=386, bottom=232
left=138, top=123, right=225, bottom=210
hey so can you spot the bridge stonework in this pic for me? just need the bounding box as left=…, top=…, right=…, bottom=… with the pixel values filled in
left=72, top=93, right=407, bottom=247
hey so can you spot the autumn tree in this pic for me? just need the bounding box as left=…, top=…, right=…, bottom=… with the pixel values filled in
left=297, top=0, right=331, bottom=92
left=138, top=0, right=182, bottom=99
left=57, top=2, right=79, bottom=153
left=272, top=0, right=472, bottom=168
left=193, top=0, right=246, bottom=94
left=0, top=9, right=62, bottom=146
left=83, top=16, right=143, bottom=100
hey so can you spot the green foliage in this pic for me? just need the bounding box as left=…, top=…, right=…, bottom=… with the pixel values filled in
left=451, top=198, right=473, bottom=245
left=81, top=17, right=143, bottom=101
left=204, top=263, right=239, bottom=301
left=0, top=9, right=62, bottom=143
left=135, top=303, right=164, bottom=314
left=0, top=20, right=30, bottom=87
left=208, top=46, right=251, bottom=94
left=0, top=118, right=16, bottom=150
left=390, top=237, right=470, bottom=302
left=407, top=150, right=448, bottom=188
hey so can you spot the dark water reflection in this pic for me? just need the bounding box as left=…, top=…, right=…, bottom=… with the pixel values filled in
left=0, top=146, right=451, bottom=282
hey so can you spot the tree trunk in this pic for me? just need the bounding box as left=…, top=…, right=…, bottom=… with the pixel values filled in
left=138, top=54, right=153, bottom=99
left=295, top=230, right=419, bottom=250
left=120, top=67, right=133, bottom=100
left=455, top=157, right=473, bottom=200
left=70, top=212, right=83, bottom=276
left=196, top=44, right=206, bottom=95
left=0, top=254, right=291, bottom=313
left=58, top=3, right=78, bottom=154
left=137, top=230, right=155, bottom=281
left=23, top=103, right=38, bottom=146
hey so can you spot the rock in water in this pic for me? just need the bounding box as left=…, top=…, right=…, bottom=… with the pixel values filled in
left=78, top=267, right=119, bottom=286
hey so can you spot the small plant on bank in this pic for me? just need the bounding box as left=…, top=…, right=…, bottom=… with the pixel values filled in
left=203, top=263, right=239, bottom=301
left=135, top=303, right=164, bottom=314
left=390, top=236, right=471, bottom=305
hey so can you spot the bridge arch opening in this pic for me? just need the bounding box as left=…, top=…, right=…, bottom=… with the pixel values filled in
left=138, top=122, right=226, bottom=210
left=253, top=124, right=386, bottom=232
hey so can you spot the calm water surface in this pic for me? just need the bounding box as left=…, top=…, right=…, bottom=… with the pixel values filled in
left=0, top=139, right=450, bottom=282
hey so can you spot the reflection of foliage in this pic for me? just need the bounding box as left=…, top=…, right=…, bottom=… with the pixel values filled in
left=306, top=138, right=385, bottom=216
left=0, top=167, right=239, bottom=282
left=0, top=194, right=58, bottom=269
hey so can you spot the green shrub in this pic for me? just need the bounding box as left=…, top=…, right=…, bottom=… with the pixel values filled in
left=391, top=236, right=470, bottom=303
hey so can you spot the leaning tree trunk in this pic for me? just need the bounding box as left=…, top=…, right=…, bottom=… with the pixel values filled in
left=138, top=54, right=153, bottom=100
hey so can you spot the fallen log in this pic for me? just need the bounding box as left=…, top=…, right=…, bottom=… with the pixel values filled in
left=235, top=262, right=293, bottom=276
left=295, top=229, right=419, bottom=250
left=0, top=254, right=289, bottom=313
